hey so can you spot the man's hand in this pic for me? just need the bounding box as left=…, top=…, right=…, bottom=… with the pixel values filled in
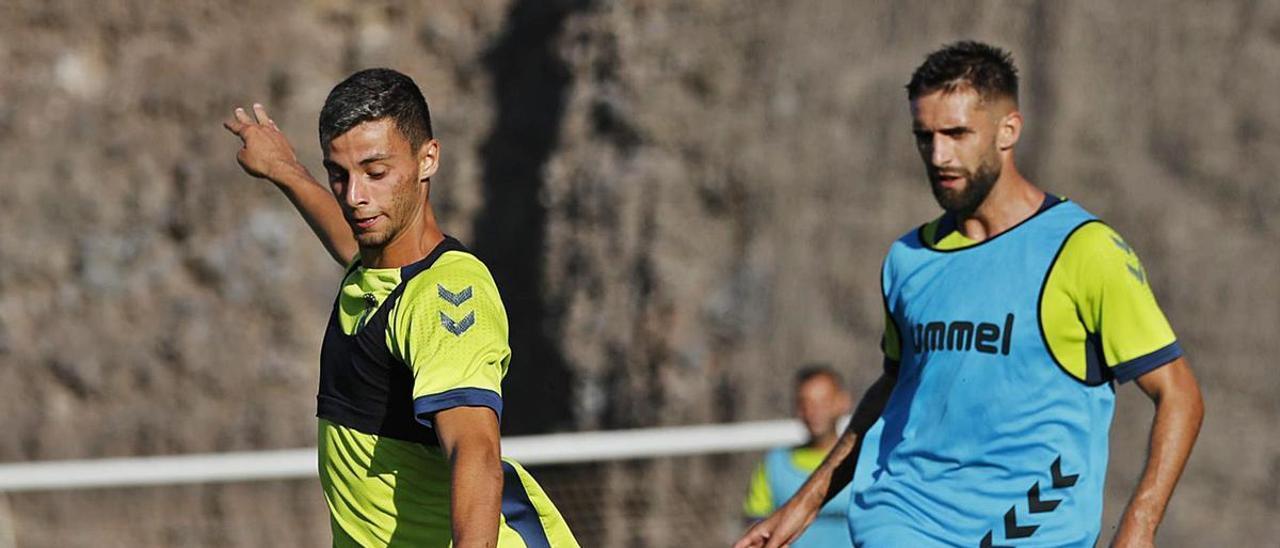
left=222, top=103, right=358, bottom=266
left=734, top=496, right=822, bottom=548
left=223, top=104, right=305, bottom=181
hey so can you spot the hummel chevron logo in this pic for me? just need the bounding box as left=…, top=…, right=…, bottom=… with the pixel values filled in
left=1110, top=235, right=1133, bottom=255
left=1027, top=482, right=1061, bottom=513
left=978, top=456, right=1078, bottom=547
left=1110, top=235, right=1148, bottom=285
left=1126, top=262, right=1147, bottom=285
left=440, top=311, right=475, bottom=336
left=979, top=531, right=1013, bottom=548
left=1051, top=456, right=1079, bottom=488
left=1004, top=507, right=1038, bottom=539
left=438, top=284, right=473, bottom=306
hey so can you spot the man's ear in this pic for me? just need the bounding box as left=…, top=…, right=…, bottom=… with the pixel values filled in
left=997, top=109, right=1023, bottom=151
left=417, top=139, right=441, bottom=182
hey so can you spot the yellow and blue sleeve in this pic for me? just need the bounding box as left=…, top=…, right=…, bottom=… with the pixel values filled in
left=1040, top=222, right=1181, bottom=384
left=743, top=461, right=774, bottom=518
left=388, top=254, right=511, bottom=426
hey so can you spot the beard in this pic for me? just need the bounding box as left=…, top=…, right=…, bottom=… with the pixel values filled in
left=930, top=157, right=1001, bottom=217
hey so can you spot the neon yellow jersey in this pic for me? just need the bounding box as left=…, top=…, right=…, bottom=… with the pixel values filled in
left=879, top=199, right=1179, bottom=384
left=1038, top=221, right=1178, bottom=382
left=316, top=237, right=578, bottom=547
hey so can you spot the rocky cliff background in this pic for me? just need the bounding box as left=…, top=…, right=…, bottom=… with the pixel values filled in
left=1, top=1, right=1277, bottom=546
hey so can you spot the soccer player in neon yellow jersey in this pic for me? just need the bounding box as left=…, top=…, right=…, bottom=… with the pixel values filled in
left=225, top=68, right=578, bottom=547
left=737, top=42, right=1205, bottom=548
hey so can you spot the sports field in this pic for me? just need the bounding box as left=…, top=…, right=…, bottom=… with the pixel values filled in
left=0, top=1, right=1275, bottom=546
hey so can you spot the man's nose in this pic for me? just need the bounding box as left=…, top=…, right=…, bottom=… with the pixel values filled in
left=344, top=175, right=367, bottom=208
left=931, top=135, right=955, bottom=168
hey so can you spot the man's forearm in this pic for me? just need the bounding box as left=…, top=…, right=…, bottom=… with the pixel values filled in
left=796, top=373, right=895, bottom=508
left=448, top=443, right=504, bottom=548
left=802, top=425, right=860, bottom=508
left=270, top=163, right=357, bottom=266
left=1115, top=360, right=1204, bottom=545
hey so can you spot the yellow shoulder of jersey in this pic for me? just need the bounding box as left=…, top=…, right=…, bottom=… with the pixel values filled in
left=1040, top=222, right=1180, bottom=383
left=391, top=250, right=509, bottom=351
left=386, top=251, right=512, bottom=420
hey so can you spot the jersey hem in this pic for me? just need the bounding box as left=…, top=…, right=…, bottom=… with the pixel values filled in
left=413, top=387, right=503, bottom=427
left=1112, top=341, right=1183, bottom=383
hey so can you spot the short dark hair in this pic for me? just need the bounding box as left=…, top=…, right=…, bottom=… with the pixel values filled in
left=795, top=364, right=844, bottom=389
left=906, top=41, right=1019, bottom=104
left=319, top=68, right=433, bottom=150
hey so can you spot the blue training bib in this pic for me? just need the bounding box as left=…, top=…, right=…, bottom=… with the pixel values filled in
left=850, top=201, right=1111, bottom=547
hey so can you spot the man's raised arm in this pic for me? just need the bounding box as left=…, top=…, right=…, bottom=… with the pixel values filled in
left=734, top=371, right=896, bottom=548
left=224, top=103, right=358, bottom=266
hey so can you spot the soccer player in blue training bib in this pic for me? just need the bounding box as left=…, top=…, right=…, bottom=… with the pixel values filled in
left=743, top=366, right=855, bottom=546
left=736, top=41, right=1204, bottom=548
left=225, top=69, right=578, bottom=547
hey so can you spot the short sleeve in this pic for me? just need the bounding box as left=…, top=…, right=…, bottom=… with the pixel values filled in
left=742, top=461, right=774, bottom=518
left=881, top=309, right=902, bottom=375
left=389, top=261, right=511, bottom=427
left=880, top=257, right=903, bottom=376
left=1041, top=222, right=1182, bottom=384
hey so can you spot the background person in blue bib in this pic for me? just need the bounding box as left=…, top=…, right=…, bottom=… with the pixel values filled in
left=735, top=41, right=1205, bottom=548
left=743, top=366, right=854, bottom=547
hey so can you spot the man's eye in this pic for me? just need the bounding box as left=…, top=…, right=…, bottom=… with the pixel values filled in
left=368, top=171, right=387, bottom=180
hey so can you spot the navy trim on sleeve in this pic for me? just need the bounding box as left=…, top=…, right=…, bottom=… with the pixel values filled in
left=413, top=387, right=503, bottom=427
left=1111, top=341, right=1183, bottom=384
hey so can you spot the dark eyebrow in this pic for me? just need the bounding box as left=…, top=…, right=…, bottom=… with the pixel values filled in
left=322, top=154, right=391, bottom=171
left=359, top=153, right=391, bottom=165
left=914, top=125, right=970, bottom=134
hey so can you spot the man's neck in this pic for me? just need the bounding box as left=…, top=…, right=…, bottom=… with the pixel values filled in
left=361, top=206, right=445, bottom=269
left=955, top=169, right=1043, bottom=242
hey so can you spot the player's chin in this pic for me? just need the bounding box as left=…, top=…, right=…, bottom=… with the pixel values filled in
left=353, top=231, right=389, bottom=248
left=931, top=186, right=961, bottom=207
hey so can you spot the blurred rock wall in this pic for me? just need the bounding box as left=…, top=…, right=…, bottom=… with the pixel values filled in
left=0, top=0, right=1276, bottom=546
